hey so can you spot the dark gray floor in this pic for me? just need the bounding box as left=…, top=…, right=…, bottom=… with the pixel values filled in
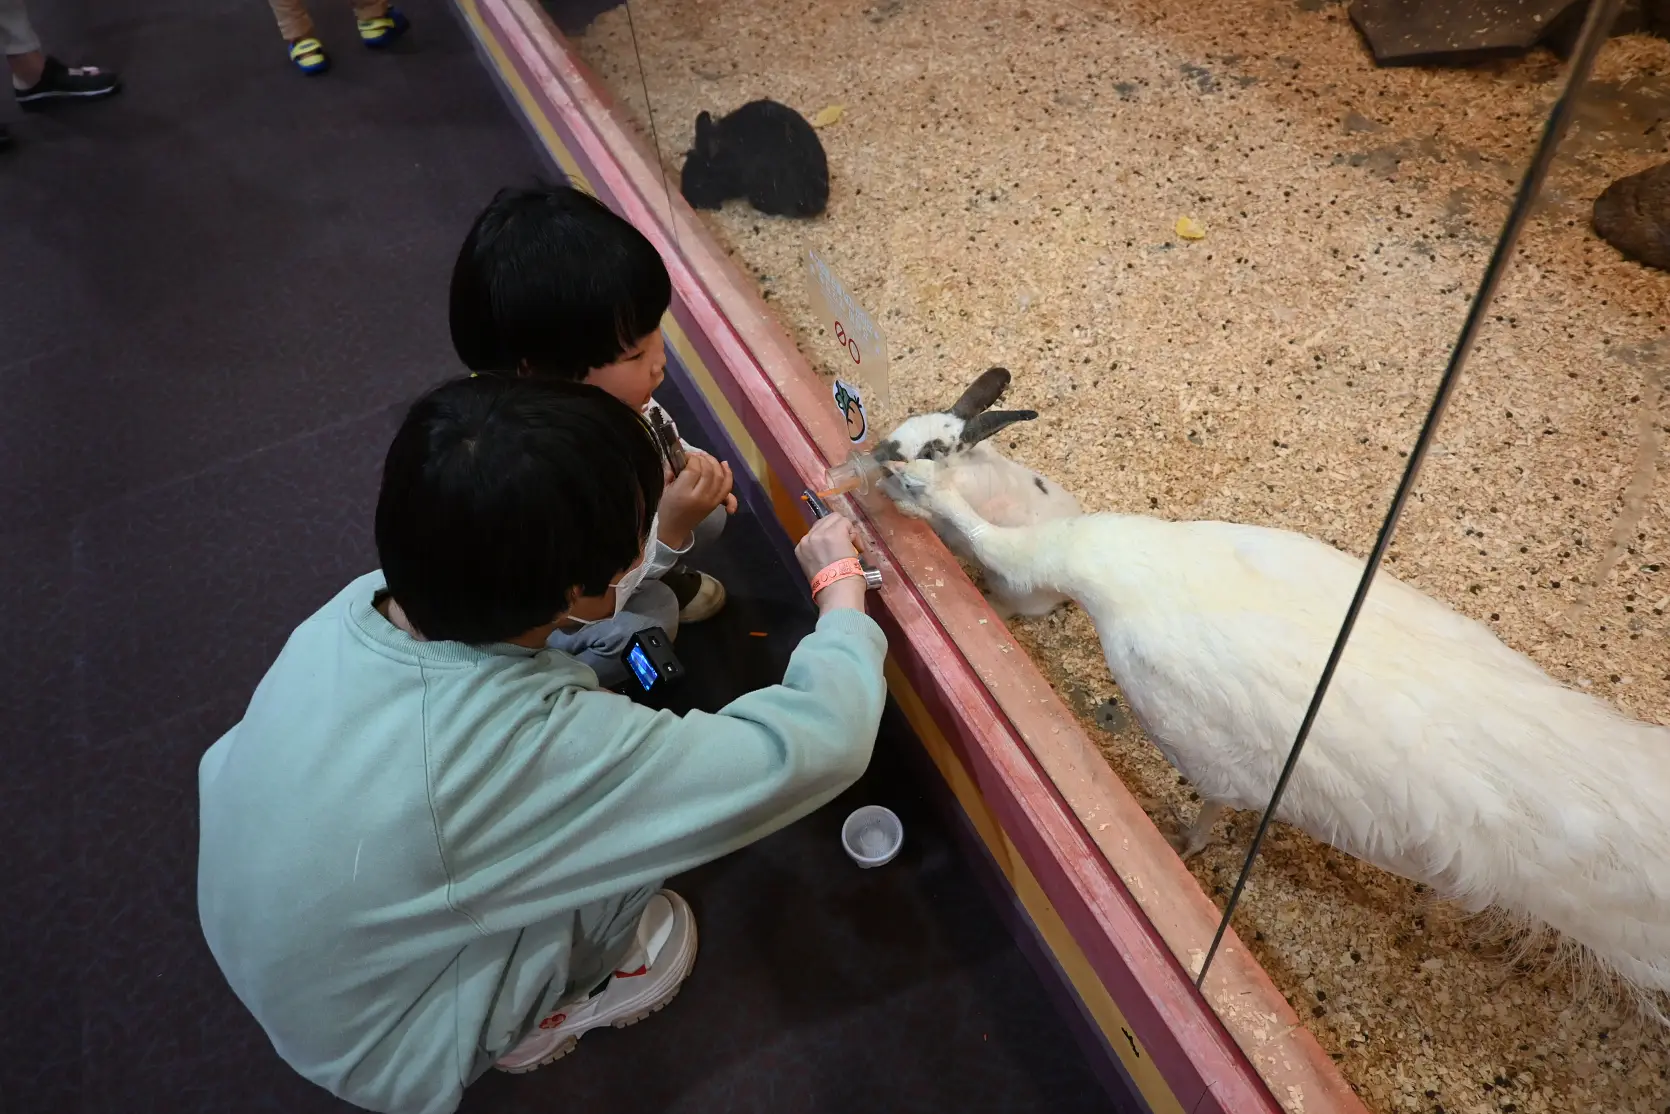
left=0, top=2, right=1116, bottom=1111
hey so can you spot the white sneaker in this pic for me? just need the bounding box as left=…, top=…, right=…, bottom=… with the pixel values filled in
left=677, top=571, right=727, bottom=623
left=494, top=890, right=698, bottom=1073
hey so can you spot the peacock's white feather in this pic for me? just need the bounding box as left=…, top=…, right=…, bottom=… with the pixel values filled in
left=896, top=456, right=1670, bottom=1010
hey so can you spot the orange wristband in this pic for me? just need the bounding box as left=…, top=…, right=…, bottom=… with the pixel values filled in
left=810, top=557, right=865, bottom=597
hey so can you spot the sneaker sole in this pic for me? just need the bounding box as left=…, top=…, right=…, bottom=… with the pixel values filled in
left=494, top=981, right=685, bottom=1075
left=678, top=580, right=727, bottom=624
left=495, top=895, right=699, bottom=1074
left=17, top=86, right=121, bottom=107
left=495, top=1033, right=579, bottom=1074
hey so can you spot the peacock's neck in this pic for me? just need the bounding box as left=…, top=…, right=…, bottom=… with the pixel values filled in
left=1020, top=513, right=1155, bottom=615
left=957, top=514, right=1084, bottom=598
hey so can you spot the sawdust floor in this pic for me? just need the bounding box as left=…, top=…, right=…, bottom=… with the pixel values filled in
left=574, top=1, right=1670, bottom=1110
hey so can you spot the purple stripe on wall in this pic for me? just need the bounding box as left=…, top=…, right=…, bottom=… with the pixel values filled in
left=890, top=722, right=1153, bottom=1114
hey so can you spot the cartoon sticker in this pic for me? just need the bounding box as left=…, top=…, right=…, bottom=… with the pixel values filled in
left=833, top=378, right=868, bottom=444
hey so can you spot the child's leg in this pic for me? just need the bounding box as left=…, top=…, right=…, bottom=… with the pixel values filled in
left=662, top=505, right=730, bottom=621
left=494, top=887, right=698, bottom=1074
left=0, top=0, right=43, bottom=60
left=565, top=883, right=664, bottom=995
left=350, top=0, right=389, bottom=22
left=545, top=580, right=680, bottom=690
left=268, top=0, right=316, bottom=41
left=688, top=503, right=728, bottom=555
left=490, top=883, right=659, bottom=1073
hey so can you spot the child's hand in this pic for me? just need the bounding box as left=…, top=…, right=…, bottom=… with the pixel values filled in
left=658, top=453, right=734, bottom=550
left=796, top=513, right=867, bottom=614
left=684, top=450, right=738, bottom=514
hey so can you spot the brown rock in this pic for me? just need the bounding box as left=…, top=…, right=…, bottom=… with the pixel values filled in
left=1593, top=160, right=1670, bottom=272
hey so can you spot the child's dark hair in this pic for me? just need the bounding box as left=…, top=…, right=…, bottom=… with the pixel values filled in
left=376, top=375, right=664, bottom=644
left=449, top=184, right=673, bottom=380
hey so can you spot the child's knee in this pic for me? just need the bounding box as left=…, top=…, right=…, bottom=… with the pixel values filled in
left=629, top=579, right=681, bottom=641
left=693, top=504, right=727, bottom=550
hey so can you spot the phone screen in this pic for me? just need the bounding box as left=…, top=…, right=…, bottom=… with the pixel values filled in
left=626, top=642, right=660, bottom=691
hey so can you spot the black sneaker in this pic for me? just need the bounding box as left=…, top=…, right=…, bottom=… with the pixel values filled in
left=661, top=565, right=727, bottom=623
left=16, top=57, right=122, bottom=109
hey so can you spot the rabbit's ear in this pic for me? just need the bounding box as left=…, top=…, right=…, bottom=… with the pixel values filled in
left=949, top=367, right=1011, bottom=419
left=694, top=111, right=718, bottom=151
left=959, top=409, right=1038, bottom=446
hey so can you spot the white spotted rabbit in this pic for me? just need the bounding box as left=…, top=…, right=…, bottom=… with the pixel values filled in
left=874, top=368, right=1081, bottom=618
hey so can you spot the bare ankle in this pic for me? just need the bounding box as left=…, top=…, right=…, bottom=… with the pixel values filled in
left=7, top=50, right=46, bottom=88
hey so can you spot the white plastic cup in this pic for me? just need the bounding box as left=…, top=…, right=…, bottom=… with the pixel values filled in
left=841, top=805, right=903, bottom=868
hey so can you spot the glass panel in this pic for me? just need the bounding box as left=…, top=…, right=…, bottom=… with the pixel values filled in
left=566, top=0, right=1670, bottom=1108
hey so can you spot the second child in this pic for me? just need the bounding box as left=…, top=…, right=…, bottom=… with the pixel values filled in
left=450, top=183, right=735, bottom=689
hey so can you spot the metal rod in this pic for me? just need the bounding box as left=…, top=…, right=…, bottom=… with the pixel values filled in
left=1195, top=0, right=1624, bottom=990
left=623, top=2, right=679, bottom=251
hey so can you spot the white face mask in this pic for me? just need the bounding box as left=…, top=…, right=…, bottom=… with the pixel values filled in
left=608, top=562, right=653, bottom=616
left=561, top=568, right=640, bottom=629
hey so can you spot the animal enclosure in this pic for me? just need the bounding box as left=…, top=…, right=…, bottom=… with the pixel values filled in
left=568, top=1, right=1670, bottom=1110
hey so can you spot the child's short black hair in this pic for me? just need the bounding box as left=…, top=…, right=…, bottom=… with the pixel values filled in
left=376, top=375, right=664, bottom=644
left=449, top=183, right=673, bottom=380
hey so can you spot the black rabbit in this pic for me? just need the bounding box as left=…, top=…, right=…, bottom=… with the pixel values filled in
left=679, top=100, right=830, bottom=219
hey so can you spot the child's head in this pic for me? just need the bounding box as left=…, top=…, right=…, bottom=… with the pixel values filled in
left=449, top=184, right=673, bottom=410
left=375, top=375, right=664, bottom=644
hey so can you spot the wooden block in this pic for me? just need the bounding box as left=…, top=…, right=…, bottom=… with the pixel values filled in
left=1347, top=0, right=1645, bottom=65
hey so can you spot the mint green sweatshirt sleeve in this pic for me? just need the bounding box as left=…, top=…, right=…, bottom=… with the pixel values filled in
left=434, top=607, right=890, bottom=927
left=198, top=574, right=889, bottom=1114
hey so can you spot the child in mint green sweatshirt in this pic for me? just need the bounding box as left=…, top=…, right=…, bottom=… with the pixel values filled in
left=197, top=374, right=887, bottom=1114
